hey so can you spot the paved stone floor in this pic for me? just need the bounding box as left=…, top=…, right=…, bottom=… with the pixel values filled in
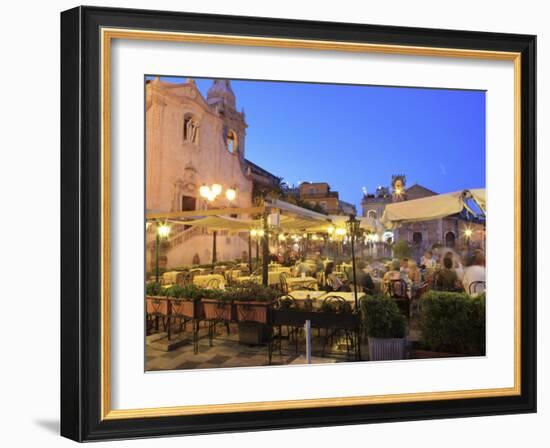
left=146, top=323, right=367, bottom=371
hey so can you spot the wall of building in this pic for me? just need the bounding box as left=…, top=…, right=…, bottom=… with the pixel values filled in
left=145, top=78, right=254, bottom=268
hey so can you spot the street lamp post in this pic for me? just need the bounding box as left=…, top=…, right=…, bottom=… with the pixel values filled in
left=346, top=215, right=361, bottom=311
left=261, top=215, right=269, bottom=287
left=199, top=182, right=237, bottom=271
left=155, top=222, right=171, bottom=283
left=248, top=231, right=253, bottom=273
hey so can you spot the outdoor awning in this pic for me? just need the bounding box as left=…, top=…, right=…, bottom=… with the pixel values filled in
left=470, top=188, right=486, bottom=213
left=327, top=215, right=382, bottom=233
left=148, top=198, right=381, bottom=235
left=381, top=189, right=485, bottom=229
left=167, top=215, right=260, bottom=232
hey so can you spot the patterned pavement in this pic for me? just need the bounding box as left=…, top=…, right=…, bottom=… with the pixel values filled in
left=146, top=322, right=363, bottom=371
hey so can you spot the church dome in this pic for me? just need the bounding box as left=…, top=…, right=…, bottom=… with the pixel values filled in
left=207, top=79, right=236, bottom=109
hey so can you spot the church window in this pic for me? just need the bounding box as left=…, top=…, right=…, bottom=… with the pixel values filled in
left=413, top=232, right=423, bottom=246
left=367, top=210, right=378, bottom=220
left=445, top=231, right=456, bottom=248
left=226, top=129, right=238, bottom=154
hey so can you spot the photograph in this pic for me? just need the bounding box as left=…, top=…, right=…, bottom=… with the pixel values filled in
left=144, top=76, right=487, bottom=371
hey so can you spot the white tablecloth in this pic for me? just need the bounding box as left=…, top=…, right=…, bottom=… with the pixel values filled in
left=193, top=274, right=225, bottom=288
left=286, top=276, right=319, bottom=291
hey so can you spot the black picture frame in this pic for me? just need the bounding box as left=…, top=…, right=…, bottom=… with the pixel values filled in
left=61, top=5, right=536, bottom=442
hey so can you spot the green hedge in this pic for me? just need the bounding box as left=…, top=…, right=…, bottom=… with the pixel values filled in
left=361, top=295, right=407, bottom=339
left=418, top=291, right=486, bottom=355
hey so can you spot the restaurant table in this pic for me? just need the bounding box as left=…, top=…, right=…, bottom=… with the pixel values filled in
left=287, top=291, right=325, bottom=300
left=269, top=266, right=291, bottom=274
left=225, top=269, right=243, bottom=279
left=284, top=291, right=365, bottom=310
left=286, top=276, right=319, bottom=291
left=161, top=271, right=184, bottom=285
left=192, top=274, right=226, bottom=288
left=235, top=272, right=282, bottom=286
left=270, top=306, right=361, bottom=362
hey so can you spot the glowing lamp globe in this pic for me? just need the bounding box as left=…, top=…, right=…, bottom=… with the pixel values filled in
left=157, top=224, right=171, bottom=238
left=212, top=183, right=222, bottom=196
left=225, top=188, right=236, bottom=201
left=199, top=184, right=210, bottom=198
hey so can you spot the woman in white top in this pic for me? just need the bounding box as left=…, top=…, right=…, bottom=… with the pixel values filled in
left=462, top=250, right=486, bottom=295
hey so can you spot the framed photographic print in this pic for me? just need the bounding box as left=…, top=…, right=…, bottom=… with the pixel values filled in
left=60, top=6, right=537, bottom=442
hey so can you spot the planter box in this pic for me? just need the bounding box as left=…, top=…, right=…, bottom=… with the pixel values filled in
left=235, top=301, right=273, bottom=323
left=170, top=298, right=204, bottom=320
left=368, top=337, right=406, bottom=361
left=238, top=322, right=270, bottom=345
left=202, top=298, right=235, bottom=321
left=146, top=296, right=170, bottom=316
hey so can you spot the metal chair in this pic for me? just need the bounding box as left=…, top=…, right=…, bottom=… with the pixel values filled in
left=206, top=277, right=221, bottom=289
left=469, top=281, right=486, bottom=295
left=388, top=279, right=410, bottom=318
left=319, top=295, right=354, bottom=358
left=279, top=272, right=289, bottom=294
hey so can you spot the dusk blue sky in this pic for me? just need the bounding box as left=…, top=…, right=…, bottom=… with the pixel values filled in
left=150, top=76, right=486, bottom=210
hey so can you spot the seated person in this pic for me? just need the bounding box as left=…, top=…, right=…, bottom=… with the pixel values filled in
left=408, top=259, right=421, bottom=284
left=435, top=256, right=460, bottom=291
left=400, top=257, right=410, bottom=276
left=462, top=250, right=486, bottom=296
left=382, top=259, right=402, bottom=295
left=352, top=260, right=375, bottom=294
left=325, top=261, right=344, bottom=291
left=420, top=250, right=436, bottom=269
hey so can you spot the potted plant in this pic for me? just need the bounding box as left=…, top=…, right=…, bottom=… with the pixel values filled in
left=362, top=295, right=407, bottom=361
left=223, top=282, right=277, bottom=345
left=233, top=282, right=278, bottom=324
left=165, top=284, right=205, bottom=320
left=145, top=282, right=170, bottom=316
left=201, top=288, right=234, bottom=321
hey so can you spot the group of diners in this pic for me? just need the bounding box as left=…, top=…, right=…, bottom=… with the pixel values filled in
left=155, top=246, right=486, bottom=307
left=379, top=248, right=486, bottom=299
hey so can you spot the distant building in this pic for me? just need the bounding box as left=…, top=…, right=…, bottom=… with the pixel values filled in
left=299, top=182, right=357, bottom=215
left=362, top=174, right=485, bottom=261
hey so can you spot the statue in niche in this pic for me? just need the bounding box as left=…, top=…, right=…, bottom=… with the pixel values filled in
left=183, top=115, right=199, bottom=144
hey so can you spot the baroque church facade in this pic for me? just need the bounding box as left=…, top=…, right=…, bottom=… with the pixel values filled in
left=145, top=77, right=275, bottom=270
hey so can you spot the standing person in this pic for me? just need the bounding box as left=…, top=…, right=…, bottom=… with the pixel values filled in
left=462, top=250, right=486, bottom=296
